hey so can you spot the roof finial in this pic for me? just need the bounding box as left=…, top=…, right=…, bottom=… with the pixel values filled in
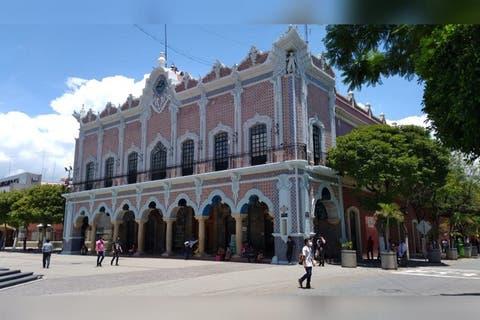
left=158, top=52, right=166, bottom=68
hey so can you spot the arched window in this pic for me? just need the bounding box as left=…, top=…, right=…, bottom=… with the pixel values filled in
left=312, top=124, right=322, bottom=165
left=151, top=142, right=167, bottom=180
left=85, top=162, right=95, bottom=190
left=181, top=139, right=194, bottom=176
left=214, top=132, right=228, bottom=171
left=127, top=152, right=138, bottom=184
left=250, top=124, right=267, bottom=165
left=104, top=157, right=114, bottom=187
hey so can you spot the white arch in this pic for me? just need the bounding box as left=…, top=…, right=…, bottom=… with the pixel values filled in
left=101, top=151, right=118, bottom=178
left=208, top=123, right=233, bottom=159
left=308, top=116, right=326, bottom=164
left=114, top=199, right=138, bottom=221
left=243, top=113, right=273, bottom=155
left=311, top=183, right=340, bottom=219
left=235, top=188, right=275, bottom=217
left=84, top=155, right=98, bottom=180
left=345, top=206, right=363, bottom=253
left=199, top=189, right=236, bottom=216
left=73, top=206, right=90, bottom=227
left=166, top=193, right=198, bottom=219
left=176, top=131, right=199, bottom=167
left=146, top=133, right=172, bottom=170
left=124, top=145, right=141, bottom=175
left=139, top=196, right=167, bottom=221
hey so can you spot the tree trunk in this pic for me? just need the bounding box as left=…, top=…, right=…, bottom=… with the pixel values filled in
left=2, top=223, right=6, bottom=250
left=385, top=218, right=390, bottom=251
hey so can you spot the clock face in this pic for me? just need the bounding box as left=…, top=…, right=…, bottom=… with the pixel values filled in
left=154, top=76, right=167, bottom=95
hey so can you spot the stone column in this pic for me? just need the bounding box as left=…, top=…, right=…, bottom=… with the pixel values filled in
left=136, top=220, right=145, bottom=255
left=233, top=214, right=245, bottom=257
left=112, top=220, right=120, bottom=242
left=90, top=224, right=97, bottom=253
left=164, top=218, right=174, bottom=256
left=196, top=216, right=207, bottom=256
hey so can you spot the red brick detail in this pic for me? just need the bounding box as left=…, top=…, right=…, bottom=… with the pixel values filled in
left=241, top=81, right=274, bottom=123
left=102, top=127, right=119, bottom=155
left=82, top=133, right=98, bottom=164
left=124, top=121, right=141, bottom=149
left=178, top=103, right=200, bottom=138
left=147, top=105, right=171, bottom=146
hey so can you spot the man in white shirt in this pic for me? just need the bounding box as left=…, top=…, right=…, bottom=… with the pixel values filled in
left=298, top=238, right=314, bottom=289
left=42, top=239, right=53, bottom=268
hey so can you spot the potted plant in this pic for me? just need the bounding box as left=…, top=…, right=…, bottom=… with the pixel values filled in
left=375, top=203, right=404, bottom=270
left=341, top=241, right=357, bottom=268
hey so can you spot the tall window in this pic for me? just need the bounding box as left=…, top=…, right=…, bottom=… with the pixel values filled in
left=312, top=125, right=322, bottom=165
left=104, top=157, right=114, bottom=188
left=85, top=162, right=94, bottom=190
left=151, top=142, right=167, bottom=180
left=181, top=140, right=194, bottom=176
left=214, top=132, right=229, bottom=171
left=250, top=124, right=267, bottom=165
left=127, top=152, right=138, bottom=184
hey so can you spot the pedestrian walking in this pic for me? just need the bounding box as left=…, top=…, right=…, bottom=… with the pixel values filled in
left=298, top=238, right=314, bottom=289
left=184, top=238, right=197, bottom=260
left=41, top=239, right=53, bottom=268
left=110, top=237, right=122, bottom=266
left=95, top=236, right=105, bottom=267
left=286, top=236, right=295, bottom=264
left=367, top=236, right=374, bottom=260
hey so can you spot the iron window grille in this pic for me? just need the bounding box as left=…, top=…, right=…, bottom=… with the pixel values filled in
left=127, top=152, right=138, bottom=184
left=151, top=142, right=167, bottom=180
left=214, top=132, right=229, bottom=171
left=104, top=157, right=114, bottom=187
left=250, top=124, right=267, bottom=165
left=181, top=139, right=194, bottom=176
left=85, top=162, right=95, bottom=190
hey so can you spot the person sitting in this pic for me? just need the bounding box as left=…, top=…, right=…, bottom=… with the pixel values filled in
left=255, top=251, right=264, bottom=263
left=397, top=240, right=407, bottom=266
left=128, top=244, right=136, bottom=256
left=216, top=247, right=225, bottom=261
left=80, top=243, right=88, bottom=255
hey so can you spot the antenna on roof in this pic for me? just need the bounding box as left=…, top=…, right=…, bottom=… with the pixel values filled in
left=304, top=25, right=309, bottom=44
left=164, top=24, right=168, bottom=63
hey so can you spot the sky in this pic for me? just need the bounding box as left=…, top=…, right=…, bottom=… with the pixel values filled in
left=0, top=24, right=426, bottom=182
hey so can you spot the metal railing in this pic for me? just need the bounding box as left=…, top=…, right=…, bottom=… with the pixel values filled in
left=73, top=143, right=327, bottom=192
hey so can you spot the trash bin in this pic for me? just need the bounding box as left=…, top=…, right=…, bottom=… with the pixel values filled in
left=457, top=239, right=465, bottom=257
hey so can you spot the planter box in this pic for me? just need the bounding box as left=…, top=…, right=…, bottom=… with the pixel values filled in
left=447, top=248, right=458, bottom=260
left=341, top=249, right=357, bottom=268
left=463, top=245, right=472, bottom=258
left=471, top=246, right=478, bottom=257
left=427, top=248, right=442, bottom=263
left=380, top=251, right=397, bottom=270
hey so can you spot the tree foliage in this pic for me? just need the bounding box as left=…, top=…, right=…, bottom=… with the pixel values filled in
left=324, top=24, right=480, bottom=158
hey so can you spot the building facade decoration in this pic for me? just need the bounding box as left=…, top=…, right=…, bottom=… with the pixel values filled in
left=63, top=27, right=408, bottom=263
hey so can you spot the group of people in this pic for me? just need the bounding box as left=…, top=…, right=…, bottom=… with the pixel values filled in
left=286, top=235, right=327, bottom=266
left=241, top=242, right=264, bottom=263
left=94, top=236, right=123, bottom=267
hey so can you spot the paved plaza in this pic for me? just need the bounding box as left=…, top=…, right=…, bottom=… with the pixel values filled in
left=0, top=252, right=479, bottom=296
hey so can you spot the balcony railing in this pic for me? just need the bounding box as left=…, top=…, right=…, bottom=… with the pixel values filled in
left=74, top=143, right=327, bottom=192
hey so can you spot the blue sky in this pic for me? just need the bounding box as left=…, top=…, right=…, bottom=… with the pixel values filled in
left=0, top=24, right=425, bottom=181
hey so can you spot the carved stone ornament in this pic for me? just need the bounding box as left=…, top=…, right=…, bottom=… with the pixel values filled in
left=286, top=51, right=297, bottom=74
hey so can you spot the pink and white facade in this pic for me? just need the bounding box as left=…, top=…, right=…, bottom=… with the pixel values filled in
left=63, top=28, right=386, bottom=262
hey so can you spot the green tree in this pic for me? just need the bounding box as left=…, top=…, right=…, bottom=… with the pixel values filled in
left=12, top=184, right=66, bottom=243
left=0, top=190, right=24, bottom=248
left=324, top=25, right=480, bottom=158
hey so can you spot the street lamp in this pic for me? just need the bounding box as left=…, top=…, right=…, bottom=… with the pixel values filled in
left=64, top=166, right=73, bottom=189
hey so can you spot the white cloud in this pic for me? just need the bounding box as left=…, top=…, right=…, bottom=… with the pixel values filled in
left=51, top=75, right=148, bottom=116
left=387, top=114, right=430, bottom=128
left=0, top=74, right=146, bottom=182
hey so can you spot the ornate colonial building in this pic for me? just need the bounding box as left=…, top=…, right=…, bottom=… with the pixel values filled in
left=63, top=27, right=406, bottom=262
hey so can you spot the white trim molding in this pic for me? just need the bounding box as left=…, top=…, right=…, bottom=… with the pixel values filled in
left=308, top=116, right=326, bottom=164
left=208, top=123, right=234, bottom=160
left=124, top=145, right=142, bottom=175
left=176, top=131, right=200, bottom=167
left=101, top=151, right=118, bottom=178
left=243, top=113, right=273, bottom=156
left=146, top=133, right=172, bottom=171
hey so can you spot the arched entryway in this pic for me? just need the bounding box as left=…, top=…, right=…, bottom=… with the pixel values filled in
left=171, top=199, right=198, bottom=254
left=143, top=202, right=166, bottom=255
left=241, top=195, right=274, bottom=258
left=313, top=188, right=341, bottom=260
left=118, top=204, right=138, bottom=252
left=72, top=214, right=89, bottom=252
left=203, top=195, right=235, bottom=255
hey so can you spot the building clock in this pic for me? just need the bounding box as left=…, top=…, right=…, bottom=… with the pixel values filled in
left=154, top=75, right=167, bottom=96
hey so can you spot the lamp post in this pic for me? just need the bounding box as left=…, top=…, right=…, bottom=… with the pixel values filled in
left=64, top=166, right=73, bottom=190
